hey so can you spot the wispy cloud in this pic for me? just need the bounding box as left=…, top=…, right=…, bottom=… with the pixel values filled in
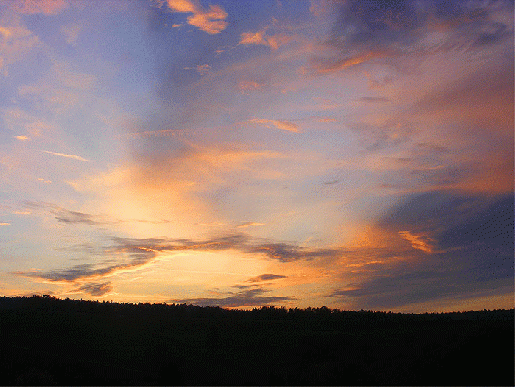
left=239, top=31, right=291, bottom=50
left=249, top=119, right=300, bottom=133
left=247, top=274, right=287, bottom=283
left=25, top=202, right=112, bottom=226
left=42, top=150, right=89, bottom=162
left=310, top=0, right=514, bottom=73
left=164, top=0, right=228, bottom=34
left=24, top=201, right=172, bottom=226
left=184, top=64, right=211, bottom=75
left=15, top=233, right=339, bottom=284
left=398, top=231, right=435, bottom=253
left=236, top=222, right=265, bottom=228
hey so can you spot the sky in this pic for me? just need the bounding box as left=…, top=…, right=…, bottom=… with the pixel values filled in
left=0, top=0, right=513, bottom=312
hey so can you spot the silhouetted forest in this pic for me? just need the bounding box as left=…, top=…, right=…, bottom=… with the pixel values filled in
left=0, top=295, right=513, bottom=385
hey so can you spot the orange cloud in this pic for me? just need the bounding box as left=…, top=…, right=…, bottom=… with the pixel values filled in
left=67, top=146, right=284, bottom=238
left=398, top=231, right=435, bottom=253
left=249, top=119, right=300, bottom=133
left=240, top=31, right=266, bottom=45
left=165, top=0, right=228, bottom=34
left=10, top=0, right=68, bottom=15
left=239, top=31, right=291, bottom=50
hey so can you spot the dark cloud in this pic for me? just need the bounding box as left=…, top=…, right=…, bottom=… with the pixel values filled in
left=111, top=234, right=339, bottom=263
left=16, top=233, right=339, bottom=283
left=17, top=258, right=153, bottom=283
left=329, top=265, right=513, bottom=310
left=437, top=195, right=514, bottom=260
left=378, top=191, right=502, bottom=235
left=247, top=242, right=339, bottom=263
left=330, top=192, right=514, bottom=309
left=16, top=240, right=159, bottom=282
left=54, top=210, right=105, bottom=225
left=312, top=0, right=514, bottom=73
left=247, top=274, right=288, bottom=283
left=24, top=201, right=112, bottom=225
left=76, top=282, right=113, bottom=296
left=173, top=287, right=294, bottom=308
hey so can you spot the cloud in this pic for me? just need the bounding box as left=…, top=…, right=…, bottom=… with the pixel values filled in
left=398, top=231, right=435, bottom=253
left=61, top=23, right=81, bottom=45
left=24, top=201, right=174, bottom=226
left=184, top=64, right=211, bottom=75
left=52, top=209, right=110, bottom=226
left=247, top=274, right=288, bottom=283
left=236, top=222, right=265, bottom=228
left=238, top=80, right=263, bottom=94
left=309, top=0, right=332, bottom=18
left=0, top=22, right=39, bottom=76
left=10, top=0, right=68, bottom=15
left=42, top=150, right=89, bottom=162
left=173, top=287, right=294, bottom=308
left=247, top=242, right=339, bottom=263
left=2, top=108, right=52, bottom=138
left=65, top=145, right=291, bottom=238
left=249, top=119, right=300, bottom=133
left=165, top=0, right=228, bottom=34
left=358, top=97, right=390, bottom=104
left=15, top=231, right=340, bottom=286
left=15, top=60, right=97, bottom=116
left=328, top=192, right=514, bottom=310
left=311, top=0, right=514, bottom=73
left=75, top=282, right=112, bottom=296
left=239, top=31, right=291, bottom=50
left=127, top=129, right=187, bottom=139
left=315, top=117, right=337, bottom=123
left=16, top=239, right=160, bottom=283
left=312, top=52, right=384, bottom=74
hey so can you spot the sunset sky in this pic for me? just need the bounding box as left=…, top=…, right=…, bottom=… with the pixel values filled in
left=0, top=0, right=513, bottom=312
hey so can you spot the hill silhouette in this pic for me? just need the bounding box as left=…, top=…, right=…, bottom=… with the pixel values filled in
left=0, top=295, right=513, bottom=385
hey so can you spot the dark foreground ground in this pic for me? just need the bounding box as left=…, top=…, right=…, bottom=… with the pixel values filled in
left=0, top=296, right=513, bottom=385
